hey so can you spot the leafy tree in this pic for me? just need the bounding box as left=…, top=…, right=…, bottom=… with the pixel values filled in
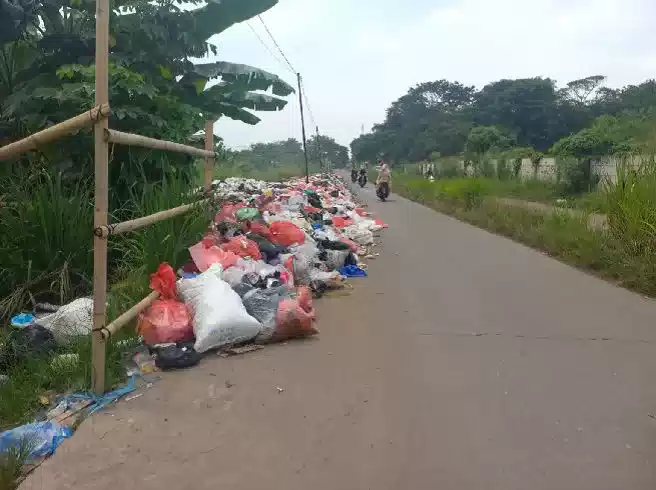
left=0, top=0, right=295, bottom=192
left=473, top=78, right=561, bottom=151
left=465, top=126, right=513, bottom=159
left=564, top=75, right=606, bottom=105
left=307, top=134, right=349, bottom=169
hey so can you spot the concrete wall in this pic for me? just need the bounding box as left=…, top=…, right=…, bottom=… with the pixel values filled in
left=444, top=155, right=652, bottom=183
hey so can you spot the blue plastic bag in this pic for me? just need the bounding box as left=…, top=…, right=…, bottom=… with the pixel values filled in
left=338, top=265, right=367, bottom=278
left=0, top=421, right=72, bottom=461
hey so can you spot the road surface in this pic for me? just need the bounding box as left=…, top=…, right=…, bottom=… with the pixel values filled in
left=23, top=185, right=656, bottom=490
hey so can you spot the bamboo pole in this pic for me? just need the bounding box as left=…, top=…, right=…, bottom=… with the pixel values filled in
left=105, top=129, right=216, bottom=159
left=203, top=120, right=214, bottom=192
left=91, top=0, right=110, bottom=395
left=0, top=104, right=110, bottom=161
left=102, top=291, right=160, bottom=340
left=96, top=200, right=205, bottom=237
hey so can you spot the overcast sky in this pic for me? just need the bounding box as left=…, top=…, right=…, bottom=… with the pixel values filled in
left=211, top=0, right=656, bottom=150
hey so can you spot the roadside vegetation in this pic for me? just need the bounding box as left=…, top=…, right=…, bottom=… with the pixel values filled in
left=0, top=0, right=317, bottom=449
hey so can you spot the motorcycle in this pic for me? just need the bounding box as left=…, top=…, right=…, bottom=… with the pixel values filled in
left=376, top=181, right=390, bottom=201
left=358, top=173, right=367, bottom=188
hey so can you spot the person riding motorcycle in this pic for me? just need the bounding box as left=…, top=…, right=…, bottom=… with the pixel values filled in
left=375, top=161, right=391, bottom=200
left=358, top=165, right=368, bottom=187
left=351, top=166, right=358, bottom=183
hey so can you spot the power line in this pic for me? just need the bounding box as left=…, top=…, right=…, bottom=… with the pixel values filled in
left=246, top=22, right=289, bottom=73
left=257, top=14, right=296, bottom=74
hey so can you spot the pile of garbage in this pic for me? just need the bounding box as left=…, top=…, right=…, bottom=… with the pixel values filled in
left=0, top=174, right=387, bottom=467
left=138, top=173, right=387, bottom=366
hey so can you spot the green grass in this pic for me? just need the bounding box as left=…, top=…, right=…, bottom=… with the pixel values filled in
left=394, top=173, right=656, bottom=297
left=0, top=167, right=214, bottom=432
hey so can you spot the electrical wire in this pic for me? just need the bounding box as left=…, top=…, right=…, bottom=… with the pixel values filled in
left=257, top=14, right=297, bottom=74
left=246, top=22, right=290, bottom=74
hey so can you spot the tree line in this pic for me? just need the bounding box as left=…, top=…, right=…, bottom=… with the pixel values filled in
left=350, top=76, right=656, bottom=167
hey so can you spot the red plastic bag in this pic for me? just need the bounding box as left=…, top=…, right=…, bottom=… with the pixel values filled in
left=137, top=300, right=193, bottom=345
left=304, top=205, right=321, bottom=214
left=331, top=216, right=353, bottom=228
left=222, top=236, right=263, bottom=260
left=269, top=221, right=305, bottom=246
left=272, top=287, right=318, bottom=342
left=138, top=263, right=193, bottom=345
left=374, top=218, right=389, bottom=228
left=149, top=263, right=177, bottom=298
left=244, top=221, right=272, bottom=240
left=215, top=202, right=244, bottom=224
left=189, top=241, right=240, bottom=272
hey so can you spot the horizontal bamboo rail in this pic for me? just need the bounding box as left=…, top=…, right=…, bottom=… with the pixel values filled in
left=105, top=129, right=215, bottom=159
left=95, top=200, right=205, bottom=237
left=101, top=290, right=160, bottom=340
left=0, top=103, right=111, bottom=161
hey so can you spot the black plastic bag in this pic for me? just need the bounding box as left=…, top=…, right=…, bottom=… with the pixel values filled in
left=152, top=342, right=201, bottom=370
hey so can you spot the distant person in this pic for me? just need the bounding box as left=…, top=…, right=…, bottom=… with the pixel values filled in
left=351, top=166, right=358, bottom=183
left=375, top=161, right=392, bottom=200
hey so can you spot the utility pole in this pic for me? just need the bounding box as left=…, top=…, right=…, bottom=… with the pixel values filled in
left=297, top=72, right=309, bottom=184
left=315, top=126, right=322, bottom=173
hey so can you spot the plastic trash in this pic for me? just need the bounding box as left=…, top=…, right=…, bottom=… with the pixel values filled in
left=177, top=265, right=262, bottom=353
left=189, top=241, right=240, bottom=272
left=137, top=263, right=193, bottom=345
left=343, top=225, right=374, bottom=246
left=269, top=221, right=306, bottom=247
left=339, top=265, right=368, bottom=277
left=215, top=202, right=244, bottom=223
left=222, top=236, right=263, bottom=260
left=11, top=313, right=35, bottom=328
left=152, top=342, right=201, bottom=370
left=36, top=298, right=92, bottom=345
left=0, top=421, right=72, bottom=462
left=235, top=207, right=261, bottom=222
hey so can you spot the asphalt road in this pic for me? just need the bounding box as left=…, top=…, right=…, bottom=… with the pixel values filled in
left=24, top=184, right=656, bottom=490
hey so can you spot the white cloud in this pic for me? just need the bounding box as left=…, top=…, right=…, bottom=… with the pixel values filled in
left=213, top=0, right=655, bottom=149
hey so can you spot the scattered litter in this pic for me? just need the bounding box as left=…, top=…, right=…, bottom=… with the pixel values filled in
left=0, top=422, right=72, bottom=462
left=125, top=393, right=144, bottom=402
left=218, top=344, right=264, bottom=357
left=11, top=313, right=35, bottom=328
left=276, top=386, right=284, bottom=393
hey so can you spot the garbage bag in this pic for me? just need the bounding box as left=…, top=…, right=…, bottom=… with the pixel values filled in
left=268, top=287, right=318, bottom=343
left=137, top=264, right=193, bottom=345
left=246, top=233, right=284, bottom=262
left=215, top=202, right=244, bottom=223
left=246, top=286, right=318, bottom=344
left=152, top=342, right=201, bottom=370
left=137, top=300, right=193, bottom=345
left=0, top=421, right=72, bottom=462
left=331, top=216, right=353, bottom=228
left=339, top=265, right=368, bottom=277
left=37, top=298, right=92, bottom=345
left=324, top=249, right=350, bottom=270
left=319, top=239, right=351, bottom=251
left=343, top=225, right=374, bottom=246
left=283, top=253, right=312, bottom=286
left=0, top=325, right=56, bottom=371
left=269, top=221, right=305, bottom=247
left=246, top=221, right=272, bottom=240
left=242, top=286, right=289, bottom=333
left=190, top=241, right=240, bottom=272
left=177, top=266, right=262, bottom=353
left=235, top=207, right=261, bottom=222
left=222, top=236, right=263, bottom=260
left=222, top=265, right=247, bottom=287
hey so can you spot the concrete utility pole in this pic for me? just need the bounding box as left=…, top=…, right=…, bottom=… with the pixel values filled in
left=297, top=73, right=309, bottom=183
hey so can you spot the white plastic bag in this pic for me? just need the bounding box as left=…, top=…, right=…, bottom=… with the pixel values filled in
left=343, top=225, right=374, bottom=245
left=177, top=266, right=262, bottom=353
left=37, top=298, right=92, bottom=345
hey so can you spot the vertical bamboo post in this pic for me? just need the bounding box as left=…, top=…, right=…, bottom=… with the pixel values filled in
left=92, top=0, right=110, bottom=394
left=204, top=120, right=214, bottom=192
